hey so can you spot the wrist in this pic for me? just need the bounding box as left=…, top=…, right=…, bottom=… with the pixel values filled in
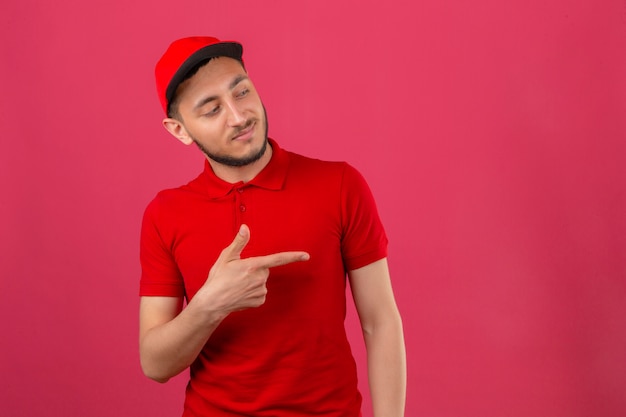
left=186, top=289, right=231, bottom=323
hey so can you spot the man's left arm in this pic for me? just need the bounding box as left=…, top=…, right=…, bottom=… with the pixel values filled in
left=349, top=257, right=406, bottom=417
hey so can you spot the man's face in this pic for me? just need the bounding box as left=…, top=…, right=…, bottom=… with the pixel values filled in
left=172, top=57, right=268, bottom=167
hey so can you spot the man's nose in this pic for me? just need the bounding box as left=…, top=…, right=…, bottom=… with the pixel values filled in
left=225, top=99, right=245, bottom=126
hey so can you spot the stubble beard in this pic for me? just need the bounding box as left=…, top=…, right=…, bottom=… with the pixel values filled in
left=191, top=108, right=269, bottom=167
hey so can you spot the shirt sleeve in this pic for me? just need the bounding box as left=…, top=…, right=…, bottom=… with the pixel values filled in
left=339, top=163, right=388, bottom=271
left=139, top=194, right=185, bottom=297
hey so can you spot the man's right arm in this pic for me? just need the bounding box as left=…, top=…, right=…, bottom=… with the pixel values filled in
left=139, top=224, right=309, bottom=382
left=139, top=294, right=229, bottom=382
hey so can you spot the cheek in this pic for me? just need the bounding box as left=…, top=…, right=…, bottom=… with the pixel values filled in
left=245, top=92, right=263, bottom=111
left=249, top=100, right=266, bottom=120
left=187, top=120, right=224, bottom=142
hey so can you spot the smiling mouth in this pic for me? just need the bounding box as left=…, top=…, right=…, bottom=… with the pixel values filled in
left=232, top=121, right=255, bottom=141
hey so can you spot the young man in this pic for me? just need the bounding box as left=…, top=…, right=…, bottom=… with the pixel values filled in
left=139, top=36, right=406, bottom=417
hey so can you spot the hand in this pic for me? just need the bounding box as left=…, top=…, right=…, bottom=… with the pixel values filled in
left=198, top=224, right=310, bottom=314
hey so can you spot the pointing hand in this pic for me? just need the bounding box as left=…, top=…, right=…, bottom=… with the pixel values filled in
left=199, top=224, right=310, bottom=313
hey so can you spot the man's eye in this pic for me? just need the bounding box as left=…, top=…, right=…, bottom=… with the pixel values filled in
left=204, top=106, right=220, bottom=116
left=237, top=89, right=249, bottom=98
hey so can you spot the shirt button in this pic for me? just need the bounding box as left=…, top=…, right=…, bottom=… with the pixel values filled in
left=237, top=188, right=244, bottom=193
left=240, top=204, right=246, bottom=212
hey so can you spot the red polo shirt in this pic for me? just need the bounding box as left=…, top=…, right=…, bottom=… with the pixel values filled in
left=140, top=139, right=387, bottom=416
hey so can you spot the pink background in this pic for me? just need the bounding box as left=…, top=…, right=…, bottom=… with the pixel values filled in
left=2, top=1, right=625, bottom=416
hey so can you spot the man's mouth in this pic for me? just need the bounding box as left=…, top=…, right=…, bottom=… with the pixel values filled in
left=232, top=121, right=255, bottom=141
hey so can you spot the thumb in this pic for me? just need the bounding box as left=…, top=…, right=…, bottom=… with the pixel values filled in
left=218, top=224, right=250, bottom=263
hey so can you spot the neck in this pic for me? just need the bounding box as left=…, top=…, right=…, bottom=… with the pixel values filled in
left=208, top=143, right=273, bottom=184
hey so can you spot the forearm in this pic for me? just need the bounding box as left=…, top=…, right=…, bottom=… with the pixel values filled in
left=139, top=298, right=227, bottom=382
left=364, top=313, right=407, bottom=417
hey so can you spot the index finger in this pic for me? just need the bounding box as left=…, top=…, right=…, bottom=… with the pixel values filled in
left=251, top=251, right=310, bottom=269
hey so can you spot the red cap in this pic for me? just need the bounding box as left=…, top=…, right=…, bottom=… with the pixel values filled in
left=155, top=36, right=243, bottom=115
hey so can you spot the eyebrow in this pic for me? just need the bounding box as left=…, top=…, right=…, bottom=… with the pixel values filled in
left=192, top=74, right=250, bottom=111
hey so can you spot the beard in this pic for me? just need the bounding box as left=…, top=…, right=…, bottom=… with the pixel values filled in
left=191, top=107, right=269, bottom=167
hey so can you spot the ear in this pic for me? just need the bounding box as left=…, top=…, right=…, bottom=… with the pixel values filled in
left=162, top=118, right=194, bottom=145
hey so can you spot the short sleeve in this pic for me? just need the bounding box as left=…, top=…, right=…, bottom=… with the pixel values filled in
left=339, top=163, right=388, bottom=271
left=139, top=195, right=185, bottom=297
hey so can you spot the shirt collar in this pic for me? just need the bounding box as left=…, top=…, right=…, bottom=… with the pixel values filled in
left=201, top=138, right=289, bottom=199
